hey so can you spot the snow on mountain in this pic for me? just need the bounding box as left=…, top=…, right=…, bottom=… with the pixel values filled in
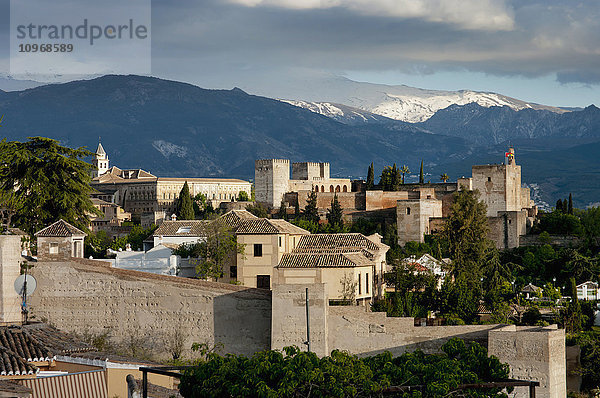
left=269, top=76, right=567, bottom=123
left=279, top=99, right=396, bottom=125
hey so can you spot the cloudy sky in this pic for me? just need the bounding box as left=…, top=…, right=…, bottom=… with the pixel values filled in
left=2, top=0, right=599, bottom=107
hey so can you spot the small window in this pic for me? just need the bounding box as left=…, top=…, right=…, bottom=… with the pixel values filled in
left=49, top=242, right=59, bottom=254
left=257, top=275, right=270, bottom=289
left=358, top=273, right=362, bottom=295
left=487, top=177, right=492, bottom=182
left=254, top=244, right=263, bottom=257
left=406, top=207, right=411, bottom=215
left=366, top=273, right=369, bottom=294
left=176, top=227, right=191, bottom=234
left=278, top=237, right=282, bottom=247
left=230, top=266, right=237, bottom=279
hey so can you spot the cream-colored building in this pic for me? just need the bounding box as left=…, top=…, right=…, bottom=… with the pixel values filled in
left=90, top=143, right=252, bottom=217
left=235, top=219, right=311, bottom=288
left=274, top=233, right=389, bottom=302
left=255, top=159, right=351, bottom=208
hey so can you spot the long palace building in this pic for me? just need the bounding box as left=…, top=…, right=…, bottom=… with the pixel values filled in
left=90, top=143, right=252, bottom=219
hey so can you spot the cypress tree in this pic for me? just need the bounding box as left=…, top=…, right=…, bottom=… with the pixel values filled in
left=278, top=200, right=288, bottom=220
left=178, top=181, right=195, bottom=220
left=556, top=199, right=563, bottom=212
left=563, top=198, right=569, bottom=213
left=419, top=160, right=424, bottom=184
left=366, top=162, right=375, bottom=190
left=391, top=163, right=401, bottom=191
left=568, top=193, right=574, bottom=215
left=326, top=194, right=344, bottom=228
left=302, top=191, right=319, bottom=224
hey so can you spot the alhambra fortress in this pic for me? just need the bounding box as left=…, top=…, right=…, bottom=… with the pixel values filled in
left=256, top=147, right=536, bottom=250
left=0, top=144, right=567, bottom=397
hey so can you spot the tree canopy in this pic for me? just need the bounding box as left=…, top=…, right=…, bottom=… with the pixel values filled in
left=0, top=137, right=98, bottom=234
left=302, top=191, right=319, bottom=223
left=179, top=338, right=510, bottom=398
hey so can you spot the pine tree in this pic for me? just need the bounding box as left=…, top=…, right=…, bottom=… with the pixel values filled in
left=278, top=200, right=288, bottom=220
left=556, top=199, right=563, bottom=212
left=302, top=191, right=319, bottom=224
left=0, top=137, right=99, bottom=234
left=366, top=162, right=375, bottom=190
left=568, top=193, right=574, bottom=215
left=178, top=181, right=195, bottom=220
left=419, top=160, right=424, bottom=184
left=326, top=194, right=343, bottom=228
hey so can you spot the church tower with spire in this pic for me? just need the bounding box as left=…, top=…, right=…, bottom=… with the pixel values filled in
left=92, top=141, right=109, bottom=178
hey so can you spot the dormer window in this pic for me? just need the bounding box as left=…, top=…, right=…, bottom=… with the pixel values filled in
left=176, top=226, right=191, bottom=234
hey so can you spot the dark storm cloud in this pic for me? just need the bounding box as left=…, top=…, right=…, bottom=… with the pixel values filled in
left=146, top=0, right=600, bottom=86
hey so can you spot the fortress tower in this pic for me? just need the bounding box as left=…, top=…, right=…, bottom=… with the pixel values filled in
left=471, top=146, right=527, bottom=217
left=92, top=141, right=110, bottom=178
left=255, top=159, right=290, bottom=208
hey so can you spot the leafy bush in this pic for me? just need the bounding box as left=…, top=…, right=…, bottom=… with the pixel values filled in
left=179, top=338, right=510, bottom=398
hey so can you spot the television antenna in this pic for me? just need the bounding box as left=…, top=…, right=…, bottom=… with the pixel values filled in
left=14, top=270, right=36, bottom=324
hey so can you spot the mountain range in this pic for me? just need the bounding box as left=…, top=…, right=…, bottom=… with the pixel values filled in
left=0, top=74, right=599, bottom=207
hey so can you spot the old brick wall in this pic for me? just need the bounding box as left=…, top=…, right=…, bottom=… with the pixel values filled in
left=28, top=259, right=272, bottom=358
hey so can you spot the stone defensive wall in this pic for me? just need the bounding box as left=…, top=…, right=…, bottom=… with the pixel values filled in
left=24, top=256, right=565, bottom=397
left=28, top=259, right=272, bottom=358
left=272, top=284, right=566, bottom=398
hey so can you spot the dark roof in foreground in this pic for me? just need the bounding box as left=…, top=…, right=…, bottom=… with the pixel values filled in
left=23, top=323, right=93, bottom=356
left=34, top=220, right=86, bottom=237
left=0, top=327, right=52, bottom=362
left=0, top=346, right=37, bottom=376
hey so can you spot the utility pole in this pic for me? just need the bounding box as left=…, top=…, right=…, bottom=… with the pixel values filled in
left=304, top=287, right=311, bottom=352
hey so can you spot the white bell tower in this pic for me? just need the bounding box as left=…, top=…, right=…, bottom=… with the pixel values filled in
left=92, top=141, right=109, bottom=178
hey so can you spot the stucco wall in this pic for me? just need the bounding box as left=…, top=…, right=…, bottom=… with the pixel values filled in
left=28, top=259, right=272, bottom=358
left=0, top=235, right=22, bottom=325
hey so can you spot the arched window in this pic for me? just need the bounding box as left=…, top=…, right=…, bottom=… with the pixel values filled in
left=335, top=185, right=340, bottom=192
left=314, top=186, right=319, bottom=192
left=330, top=185, right=334, bottom=192
left=343, top=186, right=348, bottom=192
left=321, top=185, right=325, bottom=192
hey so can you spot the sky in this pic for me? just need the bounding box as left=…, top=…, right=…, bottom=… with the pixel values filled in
left=1, top=0, right=599, bottom=107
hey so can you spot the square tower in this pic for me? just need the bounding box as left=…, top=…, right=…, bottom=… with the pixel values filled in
left=255, top=159, right=290, bottom=208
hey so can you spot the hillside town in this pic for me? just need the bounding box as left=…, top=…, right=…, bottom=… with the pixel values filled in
left=1, top=135, right=599, bottom=398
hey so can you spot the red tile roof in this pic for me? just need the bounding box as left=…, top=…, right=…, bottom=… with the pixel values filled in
left=34, top=220, right=86, bottom=237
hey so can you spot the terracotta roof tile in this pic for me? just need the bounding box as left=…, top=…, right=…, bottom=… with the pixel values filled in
left=217, top=210, right=258, bottom=230
left=235, top=219, right=309, bottom=235
left=23, top=324, right=93, bottom=355
left=152, top=220, right=210, bottom=237
left=0, top=327, right=52, bottom=362
left=0, top=347, right=37, bottom=376
left=34, top=220, right=86, bottom=237
left=278, top=252, right=372, bottom=268
left=294, top=233, right=382, bottom=253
